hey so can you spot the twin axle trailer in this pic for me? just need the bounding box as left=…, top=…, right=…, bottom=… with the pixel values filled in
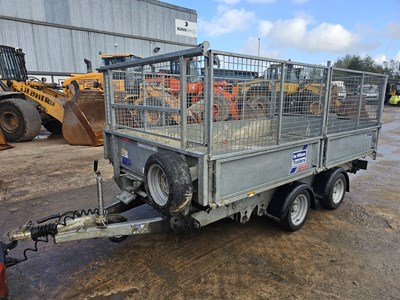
left=1, top=43, right=387, bottom=295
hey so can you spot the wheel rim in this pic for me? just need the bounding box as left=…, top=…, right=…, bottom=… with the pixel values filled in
left=212, top=95, right=229, bottom=121
left=291, top=194, right=308, bottom=226
left=1, top=111, right=19, bottom=133
left=332, top=178, right=345, bottom=204
left=147, top=164, right=169, bottom=206
left=213, top=103, right=221, bottom=118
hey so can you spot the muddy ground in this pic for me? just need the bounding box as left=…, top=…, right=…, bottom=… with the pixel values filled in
left=1, top=106, right=399, bottom=300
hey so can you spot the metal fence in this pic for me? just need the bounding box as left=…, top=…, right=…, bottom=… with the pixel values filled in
left=101, top=44, right=386, bottom=156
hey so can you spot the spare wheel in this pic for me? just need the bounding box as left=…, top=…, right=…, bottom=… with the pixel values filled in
left=144, top=152, right=193, bottom=215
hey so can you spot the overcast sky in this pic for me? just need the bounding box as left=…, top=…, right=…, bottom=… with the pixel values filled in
left=167, top=0, right=400, bottom=65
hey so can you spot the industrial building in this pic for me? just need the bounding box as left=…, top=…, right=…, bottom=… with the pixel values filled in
left=0, top=0, right=197, bottom=76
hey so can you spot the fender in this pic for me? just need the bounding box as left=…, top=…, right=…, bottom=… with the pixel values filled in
left=0, top=91, right=25, bottom=101
left=267, top=182, right=316, bottom=220
left=280, top=182, right=315, bottom=218
left=313, top=167, right=349, bottom=200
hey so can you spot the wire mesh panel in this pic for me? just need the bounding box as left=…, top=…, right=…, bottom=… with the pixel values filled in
left=208, top=52, right=328, bottom=155
left=327, top=68, right=386, bottom=134
left=279, top=62, right=327, bottom=144
left=361, top=74, right=386, bottom=125
left=206, top=53, right=277, bottom=154
left=105, top=55, right=207, bottom=146
left=101, top=45, right=386, bottom=158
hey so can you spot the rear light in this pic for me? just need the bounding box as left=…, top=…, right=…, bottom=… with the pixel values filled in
left=0, top=262, right=8, bottom=298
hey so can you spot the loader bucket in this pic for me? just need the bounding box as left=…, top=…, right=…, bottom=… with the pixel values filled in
left=62, top=90, right=106, bottom=146
left=0, top=130, right=12, bottom=151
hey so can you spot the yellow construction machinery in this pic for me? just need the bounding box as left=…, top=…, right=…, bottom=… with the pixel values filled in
left=386, top=81, right=400, bottom=105
left=62, top=53, right=141, bottom=98
left=0, top=45, right=105, bottom=146
left=63, top=55, right=237, bottom=125
left=230, top=63, right=365, bottom=117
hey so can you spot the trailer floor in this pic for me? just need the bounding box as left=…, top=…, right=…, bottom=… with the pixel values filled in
left=1, top=106, right=399, bottom=300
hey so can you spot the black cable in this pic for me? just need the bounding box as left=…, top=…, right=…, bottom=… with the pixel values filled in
left=57, top=208, right=99, bottom=226
left=8, top=207, right=99, bottom=267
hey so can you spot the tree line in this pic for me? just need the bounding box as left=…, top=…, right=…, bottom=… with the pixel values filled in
left=334, top=54, right=399, bottom=79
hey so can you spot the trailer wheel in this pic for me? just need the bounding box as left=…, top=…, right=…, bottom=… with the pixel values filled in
left=144, top=152, right=193, bottom=215
left=0, top=98, right=41, bottom=142
left=314, top=169, right=347, bottom=210
left=268, top=183, right=312, bottom=231
left=281, top=188, right=310, bottom=231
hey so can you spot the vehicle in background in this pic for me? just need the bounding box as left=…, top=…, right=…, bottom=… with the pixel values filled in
left=386, top=81, right=400, bottom=105
left=99, top=53, right=142, bottom=66
left=0, top=45, right=105, bottom=146
left=62, top=53, right=142, bottom=97
left=331, top=80, right=347, bottom=100
left=357, top=84, right=379, bottom=104
left=202, top=68, right=259, bottom=83
left=389, top=95, right=400, bottom=105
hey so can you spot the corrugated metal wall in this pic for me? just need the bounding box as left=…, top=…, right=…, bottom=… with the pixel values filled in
left=0, top=0, right=197, bottom=73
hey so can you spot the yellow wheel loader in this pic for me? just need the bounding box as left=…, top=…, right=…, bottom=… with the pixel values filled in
left=0, top=45, right=105, bottom=146
left=230, top=63, right=366, bottom=117
left=62, top=53, right=141, bottom=98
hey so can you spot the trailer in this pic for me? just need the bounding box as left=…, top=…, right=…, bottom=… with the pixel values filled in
left=1, top=42, right=387, bottom=296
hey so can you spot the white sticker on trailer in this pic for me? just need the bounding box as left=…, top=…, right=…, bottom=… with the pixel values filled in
left=175, top=19, right=197, bottom=38
left=292, top=149, right=307, bottom=167
left=137, top=142, right=157, bottom=152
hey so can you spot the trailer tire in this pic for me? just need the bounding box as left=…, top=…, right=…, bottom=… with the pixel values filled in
left=144, top=152, right=193, bottom=215
left=314, top=168, right=347, bottom=210
left=268, top=183, right=312, bottom=231
left=0, top=98, right=41, bottom=142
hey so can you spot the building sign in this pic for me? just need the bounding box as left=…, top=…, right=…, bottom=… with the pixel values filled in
left=175, top=19, right=197, bottom=38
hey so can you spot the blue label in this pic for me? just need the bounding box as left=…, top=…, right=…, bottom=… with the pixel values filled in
left=121, top=156, right=131, bottom=166
left=290, top=145, right=308, bottom=175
